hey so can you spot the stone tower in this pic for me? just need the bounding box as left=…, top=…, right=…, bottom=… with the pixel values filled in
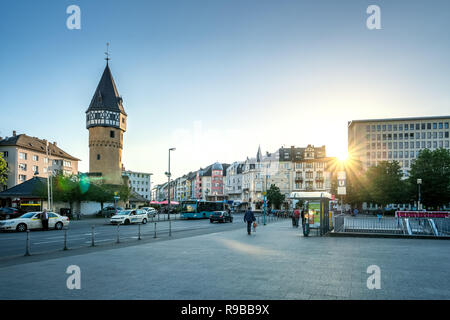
left=86, top=62, right=127, bottom=185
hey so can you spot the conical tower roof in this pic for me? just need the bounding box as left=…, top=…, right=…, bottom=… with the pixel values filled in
left=86, top=64, right=127, bottom=115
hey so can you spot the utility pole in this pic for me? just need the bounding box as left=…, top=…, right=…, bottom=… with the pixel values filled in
left=167, top=148, right=176, bottom=220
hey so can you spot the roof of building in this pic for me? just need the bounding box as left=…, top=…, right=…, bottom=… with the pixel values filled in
left=212, top=162, right=223, bottom=171
left=279, top=145, right=326, bottom=161
left=128, top=190, right=148, bottom=203
left=0, top=134, right=80, bottom=161
left=0, top=177, right=47, bottom=199
left=86, top=64, right=127, bottom=115
left=348, top=115, right=450, bottom=125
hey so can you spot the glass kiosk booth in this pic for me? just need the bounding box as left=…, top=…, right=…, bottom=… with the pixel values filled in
left=289, top=192, right=333, bottom=236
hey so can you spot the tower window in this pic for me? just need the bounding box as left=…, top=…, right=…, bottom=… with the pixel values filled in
left=110, top=130, right=115, bottom=138
left=97, top=154, right=101, bottom=160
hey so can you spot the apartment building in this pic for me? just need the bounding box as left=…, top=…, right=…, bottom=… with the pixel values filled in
left=0, top=131, right=80, bottom=190
left=348, top=116, right=450, bottom=176
left=122, top=170, right=152, bottom=200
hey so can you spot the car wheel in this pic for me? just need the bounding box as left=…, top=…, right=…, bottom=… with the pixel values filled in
left=124, top=219, right=130, bottom=225
left=142, top=218, right=147, bottom=224
left=55, top=222, right=63, bottom=230
left=16, top=223, right=27, bottom=232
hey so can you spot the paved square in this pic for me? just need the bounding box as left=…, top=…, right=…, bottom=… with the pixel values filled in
left=0, top=220, right=449, bottom=299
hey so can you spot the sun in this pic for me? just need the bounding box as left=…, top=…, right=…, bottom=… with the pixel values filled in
left=337, top=150, right=349, bottom=162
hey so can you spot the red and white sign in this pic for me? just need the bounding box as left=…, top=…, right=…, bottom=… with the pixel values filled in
left=395, top=211, right=450, bottom=218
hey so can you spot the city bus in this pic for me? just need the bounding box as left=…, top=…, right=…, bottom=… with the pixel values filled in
left=180, top=200, right=226, bottom=219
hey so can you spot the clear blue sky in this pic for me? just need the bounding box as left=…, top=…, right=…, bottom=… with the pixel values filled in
left=1, top=0, right=450, bottom=185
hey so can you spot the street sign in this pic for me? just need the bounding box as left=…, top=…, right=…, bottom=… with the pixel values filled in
left=337, top=171, right=346, bottom=195
left=114, top=196, right=120, bottom=200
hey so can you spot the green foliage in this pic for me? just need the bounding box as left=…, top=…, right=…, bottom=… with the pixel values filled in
left=34, top=173, right=131, bottom=209
left=407, top=148, right=450, bottom=208
left=266, top=184, right=285, bottom=209
left=0, top=154, right=7, bottom=186
left=364, top=161, right=407, bottom=209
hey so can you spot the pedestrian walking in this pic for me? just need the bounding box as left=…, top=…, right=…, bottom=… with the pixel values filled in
left=301, top=209, right=306, bottom=226
left=293, top=207, right=300, bottom=228
left=41, top=209, right=49, bottom=231
left=244, top=207, right=256, bottom=235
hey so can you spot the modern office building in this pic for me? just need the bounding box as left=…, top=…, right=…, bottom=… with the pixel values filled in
left=348, top=116, right=450, bottom=176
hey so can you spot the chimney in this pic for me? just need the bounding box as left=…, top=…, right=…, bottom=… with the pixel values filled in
left=53, top=142, right=57, bottom=146
left=13, top=131, right=16, bottom=137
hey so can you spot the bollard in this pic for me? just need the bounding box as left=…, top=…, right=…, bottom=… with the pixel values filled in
left=138, top=223, right=141, bottom=240
left=169, top=220, right=172, bottom=237
left=63, top=228, right=68, bottom=250
left=116, top=224, right=120, bottom=243
left=24, top=230, right=31, bottom=256
left=153, top=222, right=157, bottom=238
left=91, top=225, right=95, bottom=247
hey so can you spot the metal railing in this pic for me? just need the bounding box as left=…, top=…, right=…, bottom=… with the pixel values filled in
left=333, top=215, right=450, bottom=237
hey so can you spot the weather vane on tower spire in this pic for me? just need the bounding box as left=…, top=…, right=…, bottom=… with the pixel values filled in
left=105, top=42, right=110, bottom=64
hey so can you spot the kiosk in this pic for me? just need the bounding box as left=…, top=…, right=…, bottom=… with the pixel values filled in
left=289, top=192, right=333, bottom=236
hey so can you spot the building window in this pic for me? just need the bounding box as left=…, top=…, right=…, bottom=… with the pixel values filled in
left=64, top=160, right=71, bottom=167
left=1, top=151, right=8, bottom=158
left=110, top=131, right=115, bottom=138
left=19, top=152, right=27, bottom=160
left=32, top=165, right=38, bottom=173
left=19, top=174, right=26, bottom=181
left=97, top=154, right=101, bottom=160
left=19, top=163, right=27, bottom=171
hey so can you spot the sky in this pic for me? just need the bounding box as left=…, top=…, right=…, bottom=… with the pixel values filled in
left=1, top=0, right=450, bottom=186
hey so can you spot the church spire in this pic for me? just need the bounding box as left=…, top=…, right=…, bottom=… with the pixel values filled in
left=257, top=145, right=262, bottom=162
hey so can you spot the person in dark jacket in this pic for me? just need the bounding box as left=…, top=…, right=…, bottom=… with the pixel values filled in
left=41, top=209, right=49, bottom=231
left=243, top=207, right=256, bottom=235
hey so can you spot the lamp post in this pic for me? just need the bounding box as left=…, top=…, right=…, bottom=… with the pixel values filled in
left=148, top=173, right=153, bottom=202
left=417, top=178, right=422, bottom=211
left=167, top=148, right=176, bottom=220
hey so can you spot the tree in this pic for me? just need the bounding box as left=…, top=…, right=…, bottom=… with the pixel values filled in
left=266, top=184, right=285, bottom=209
left=364, top=161, right=407, bottom=211
left=407, top=148, right=450, bottom=208
left=0, top=154, right=7, bottom=187
left=329, top=158, right=367, bottom=209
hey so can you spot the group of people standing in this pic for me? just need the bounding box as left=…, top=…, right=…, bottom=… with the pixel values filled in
left=292, top=207, right=305, bottom=228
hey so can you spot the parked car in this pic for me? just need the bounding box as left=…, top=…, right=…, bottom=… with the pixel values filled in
left=0, top=211, right=69, bottom=232
left=141, top=207, right=157, bottom=218
left=210, top=211, right=233, bottom=223
left=110, top=209, right=148, bottom=225
left=0, top=207, right=22, bottom=220
left=97, top=206, right=124, bottom=218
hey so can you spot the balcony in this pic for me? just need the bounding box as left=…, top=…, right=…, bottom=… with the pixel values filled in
left=295, top=177, right=303, bottom=183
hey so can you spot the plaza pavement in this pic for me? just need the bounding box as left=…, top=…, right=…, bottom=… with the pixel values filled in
left=0, top=219, right=449, bottom=300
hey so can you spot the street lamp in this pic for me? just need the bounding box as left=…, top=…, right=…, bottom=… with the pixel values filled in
left=148, top=173, right=153, bottom=202
left=417, top=178, right=422, bottom=211
left=167, top=148, right=176, bottom=220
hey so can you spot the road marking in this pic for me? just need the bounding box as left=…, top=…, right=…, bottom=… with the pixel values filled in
left=84, top=239, right=114, bottom=243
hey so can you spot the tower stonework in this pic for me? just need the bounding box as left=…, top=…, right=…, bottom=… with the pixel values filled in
left=86, top=63, right=127, bottom=185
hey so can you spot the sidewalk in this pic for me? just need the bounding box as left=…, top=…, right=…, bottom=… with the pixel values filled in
left=0, top=220, right=449, bottom=299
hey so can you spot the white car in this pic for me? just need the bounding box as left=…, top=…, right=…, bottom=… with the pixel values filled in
left=142, top=207, right=157, bottom=218
left=0, top=211, right=70, bottom=232
left=110, top=209, right=148, bottom=225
